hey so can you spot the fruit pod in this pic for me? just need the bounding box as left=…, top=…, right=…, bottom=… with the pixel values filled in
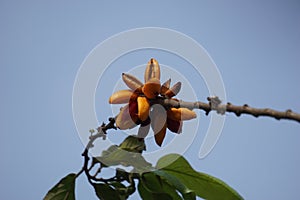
left=137, top=122, right=150, bottom=139
left=150, top=105, right=168, bottom=146
left=109, top=90, right=133, bottom=104
left=116, top=104, right=138, bottom=130
left=137, top=96, right=150, bottom=122
left=160, top=78, right=171, bottom=95
left=150, top=105, right=167, bottom=133
left=128, top=90, right=140, bottom=102
left=167, top=107, right=197, bottom=121
left=129, top=100, right=139, bottom=121
left=122, top=73, right=143, bottom=91
left=154, top=123, right=167, bottom=147
left=144, top=58, right=160, bottom=82
left=167, top=118, right=182, bottom=134
left=165, top=82, right=181, bottom=98
left=142, top=78, right=161, bottom=99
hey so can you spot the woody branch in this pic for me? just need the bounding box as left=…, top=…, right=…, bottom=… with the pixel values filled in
left=151, top=96, right=300, bottom=123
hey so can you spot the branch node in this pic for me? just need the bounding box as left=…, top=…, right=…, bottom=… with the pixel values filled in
left=205, top=110, right=210, bottom=116
left=235, top=112, right=241, bottom=117
left=208, top=96, right=222, bottom=109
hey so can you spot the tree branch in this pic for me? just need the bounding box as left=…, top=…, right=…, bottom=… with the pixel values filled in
left=79, top=96, right=300, bottom=184
left=80, top=117, right=117, bottom=184
left=151, top=96, right=300, bottom=123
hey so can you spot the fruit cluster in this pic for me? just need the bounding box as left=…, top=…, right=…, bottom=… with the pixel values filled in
left=109, top=58, right=196, bottom=146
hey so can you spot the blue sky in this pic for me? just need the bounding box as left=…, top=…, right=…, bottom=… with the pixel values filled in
left=1, top=1, right=300, bottom=199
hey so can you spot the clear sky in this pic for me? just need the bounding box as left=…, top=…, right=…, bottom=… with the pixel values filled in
left=1, top=1, right=300, bottom=200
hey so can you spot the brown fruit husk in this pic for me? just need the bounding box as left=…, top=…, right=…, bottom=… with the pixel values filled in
left=144, top=58, right=161, bottom=83
left=165, top=82, right=181, bottom=98
left=109, top=90, right=133, bottom=104
left=116, top=103, right=138, bottom=130
left=160, top=78, right=171, bottom=95
left=167, top=107, right=197, bottom=121
left=142, top=78, right=161, bottom=99
left=137, top=96, right=150, bottom=121
left=122, top=73, right=143, bottom=90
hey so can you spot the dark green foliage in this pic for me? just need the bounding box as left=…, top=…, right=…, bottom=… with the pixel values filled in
left=138, top=172, right=182, bottom=200
left=44, top=136, right=243, bottom=200
left=93, top=136, right=152, bottom=173
left=94, top=183, right=122, bottom=200
left=156, top=154, right=244, bottom=200
left=44, top=173, right=76, bottom=200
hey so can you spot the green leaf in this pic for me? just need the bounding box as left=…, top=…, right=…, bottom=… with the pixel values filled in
left=109, top=182, right=128, bottom=199
left=110, top=181, right=127, bottom=191
left=94, top=183, right=121, bottom=200
left=119, top=135, right=146, bottom=153
left=115, top=168, right=129, bottom=182
left=137, top=180, right=153, bottom=200
left=109, top=181, right=135, bottom=200
left=94, top=144, right=152, bottom=172
left=156, top=154, right=244, bottom=200
left=44, top=173, right=76, bottom=200
left=138, top=180, right=175, bottom=200
left=138, top=172, right=182, bottom=200
left=153, top=170, right=196, bottom=200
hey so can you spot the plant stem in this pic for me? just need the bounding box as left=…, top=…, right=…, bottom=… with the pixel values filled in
left=150, top=96, right=300, bottom=123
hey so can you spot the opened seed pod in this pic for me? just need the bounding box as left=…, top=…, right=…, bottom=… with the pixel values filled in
left=144, top=58, right=161, bottom=83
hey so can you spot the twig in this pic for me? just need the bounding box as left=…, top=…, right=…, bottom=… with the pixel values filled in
left=151, top=96, right=300, bottom=123
left=81, top=117, right=117, bottom=184
left=75, top=168, right=84, bottom=178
